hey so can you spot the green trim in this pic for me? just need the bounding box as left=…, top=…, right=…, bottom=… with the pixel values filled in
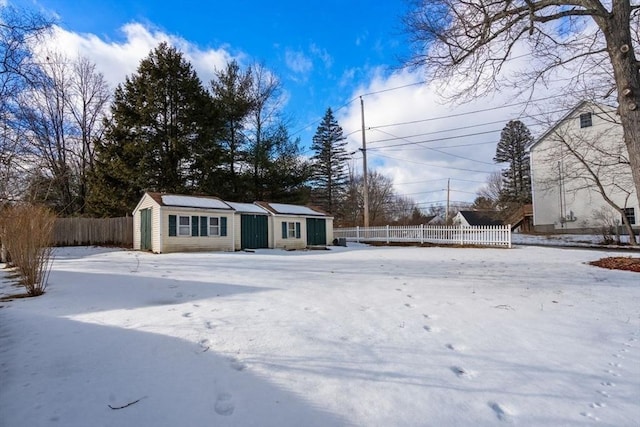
left=220, top=217, right=227, bottom=236
left=168, top=215, right=177, bottom=236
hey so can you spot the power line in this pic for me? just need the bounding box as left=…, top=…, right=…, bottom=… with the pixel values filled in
left=371, top=128, right=496, bottom=165
left=370, top=152, right=497, bottom=174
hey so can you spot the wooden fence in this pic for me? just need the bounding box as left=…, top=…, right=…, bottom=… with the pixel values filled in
left=334, top=224, right=511, bottom=248
left=53, top=217, right=133, bottom=247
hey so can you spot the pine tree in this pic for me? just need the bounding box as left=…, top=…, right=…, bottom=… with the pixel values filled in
left=88, top=43, right=214, bottom=216
left=494, top=120, right=533, bottom=205
left=310, top=108, right=349, bottom=214
left=210, top=60, right=254, bottom=200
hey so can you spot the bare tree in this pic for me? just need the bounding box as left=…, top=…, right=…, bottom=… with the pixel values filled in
left=18, top=52, right=109, bottom=215
left=404, top=0, right=640, bottom=211
left=67, top=56, right=110, bottom=213
left=0, top=6, right=52, bottom=206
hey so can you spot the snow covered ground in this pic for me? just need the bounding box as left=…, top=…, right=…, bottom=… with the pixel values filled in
left=1, top=244, right=639, bottom=426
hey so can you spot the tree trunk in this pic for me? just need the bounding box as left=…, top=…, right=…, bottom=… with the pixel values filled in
left=600, top=1, right=640, bottom=237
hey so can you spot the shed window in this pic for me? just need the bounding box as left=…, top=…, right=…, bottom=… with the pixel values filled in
left=282, top=221, right=301, bottom=239
left=209, top=217, right=220, bottom=236
left=579, top=112, right=592, bottom=128
left=623, top=207, right=636, bottom=225
left=178, top=216, right=191, bottom=236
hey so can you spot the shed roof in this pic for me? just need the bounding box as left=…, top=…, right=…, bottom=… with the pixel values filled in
left=225, top=201, right=269, bottom=214
left=256, top=201, right=328, bottom=216
left=146, top=192, right=232, bottom=210
left=458, top=210, right=503, bottom=226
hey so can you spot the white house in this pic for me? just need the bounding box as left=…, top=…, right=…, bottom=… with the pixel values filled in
left=133, top=192, right=334, bottom=253
left=529, top=101, right=638, bottom=233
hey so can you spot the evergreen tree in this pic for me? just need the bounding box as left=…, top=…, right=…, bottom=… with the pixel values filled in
left=210, top=60, right=254, bottom=200
left=88, top=43, right=214, bottom=216
left=494, top=120, right=532, bottom=205
left=310, top=108, right=349, bottom=214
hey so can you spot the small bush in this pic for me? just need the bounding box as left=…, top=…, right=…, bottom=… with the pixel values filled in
left=1, top=204, right=56, bottom=296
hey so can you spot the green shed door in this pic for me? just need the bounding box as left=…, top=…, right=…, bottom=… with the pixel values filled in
left=306, top=218, right=326, bottom=246
left=140, top=208, right=152, bottom=251
left=241, top=214, right=269, bottom=249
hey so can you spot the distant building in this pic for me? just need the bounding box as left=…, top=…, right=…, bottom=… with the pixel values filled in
left=529, top=101, right=638, bottom=233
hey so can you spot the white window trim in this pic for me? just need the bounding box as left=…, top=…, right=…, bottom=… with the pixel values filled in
left=178, top=215, right=191, bottom=236
left=287, top=221, right=296, bottom=239
left=209, top=217, right=220, bottom=237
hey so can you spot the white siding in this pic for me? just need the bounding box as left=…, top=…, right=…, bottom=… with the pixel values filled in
left=132, top=194, right=161, bottom=252
left=530, top=104, right=638, bottom=232
left=324, top=218, right=334, bottom=244
left=273, top=216, right=307, bottom=249
left=160, top=207, right=234, bottom=253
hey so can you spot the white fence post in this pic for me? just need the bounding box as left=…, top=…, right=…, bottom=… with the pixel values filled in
left=459, top=225, right=464, bottom=245
left=420, top=224, right=424, bottom=244
left=386, top=225, right=390, bottom=244
left=356, top=226, right=360, bottom=243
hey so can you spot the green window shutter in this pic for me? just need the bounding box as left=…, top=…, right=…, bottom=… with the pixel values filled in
left=191, top=216, right=199, bottom=236
left=200, top=216, right=208, bottom=236
left=295, top=222, right=301, bottom=239
left=220, top=217, right=227, bottom=236
left=281, top=221, right=287, bottom=239
left=168, top=215, right=177, bottom=236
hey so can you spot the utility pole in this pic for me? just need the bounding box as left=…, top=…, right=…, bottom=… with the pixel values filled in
left=446, top=178, right=450, bottom=224
left=360, top=96, right=369, bottom=227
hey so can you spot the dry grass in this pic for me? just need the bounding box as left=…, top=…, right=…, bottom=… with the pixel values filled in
left=0, top=204, right=56, bottom=296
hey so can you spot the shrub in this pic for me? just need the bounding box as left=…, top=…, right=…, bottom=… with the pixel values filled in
left=1, top=204, right=56, bottom=296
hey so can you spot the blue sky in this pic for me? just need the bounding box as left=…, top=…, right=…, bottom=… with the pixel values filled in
left=12, top=0, right=572, bottom=208
left=23, top=0, right=412, bottom=141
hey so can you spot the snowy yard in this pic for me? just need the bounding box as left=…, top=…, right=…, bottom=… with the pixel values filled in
left=1, top=244, right=639, bottom=426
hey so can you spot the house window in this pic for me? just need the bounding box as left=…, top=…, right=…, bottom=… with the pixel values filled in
left=287, top=222, right=296, bottom=238
left=281, top=221, right=301, bottom=239
left=579, top=112, right=592, bottom=128
left=209, top=217, right=220, bottom=236
left=168, top=215, right=227, bottom=237
left=623, top=208, right=636, bottom=225
left=178, top=216, right=190, bottom=236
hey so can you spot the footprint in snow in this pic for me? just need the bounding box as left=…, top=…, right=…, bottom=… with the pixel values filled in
left=214, top=393, right=235, bottom=416
left=204, top=321, right=214, bottom=329
left=182, top=312, right=192, bottom=318
left=404, top=303, right=413, bottom=308
left=589, top=402, right=606, bottom=408
left=423, top=325, right=440, bottom=333
left=580, top=412, right=600, bottom=421
left=451, top=366, right=475, bottom=379
left=597, top=390, right=609, bottom=398
left=230, top=358, right=247, bottom=371
left=446, top=343, right=465, bottom=352
left=488, top=402, right=514, bottom=423
left=600, top=381, right=615, bottom=387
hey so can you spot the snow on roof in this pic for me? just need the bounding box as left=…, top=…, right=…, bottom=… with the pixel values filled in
left=268, top=203, right=323, bottom=216
left=161, top=195, right=231, bottom=210
left=225, top=202, right=268, bottom=214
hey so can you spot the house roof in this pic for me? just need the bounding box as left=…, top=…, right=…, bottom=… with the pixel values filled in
left=256, top=201, right=329, bottom=217
left=146, top=192, right=233, bottom=210
left=225, top=201, right=269, bottom=214
left=528, top=100, right=617, bottom=151
left=458, top=210, right=503, bottom=226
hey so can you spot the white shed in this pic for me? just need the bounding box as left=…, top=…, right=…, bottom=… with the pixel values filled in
left=255, top=202, right=334, bottom=249
left=133, top=192, right=235, bottom=253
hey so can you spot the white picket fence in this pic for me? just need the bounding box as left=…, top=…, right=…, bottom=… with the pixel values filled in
left=334, top=225, right=511, bottom=248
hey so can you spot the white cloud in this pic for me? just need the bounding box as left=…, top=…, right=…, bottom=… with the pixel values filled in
left=41, top=22, right=238, bottom=90
left=310, top=43, right=333, bottom=69
left=284, top=49, right=313, bottom=75
left=336, top=59, right=565, bottom=209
